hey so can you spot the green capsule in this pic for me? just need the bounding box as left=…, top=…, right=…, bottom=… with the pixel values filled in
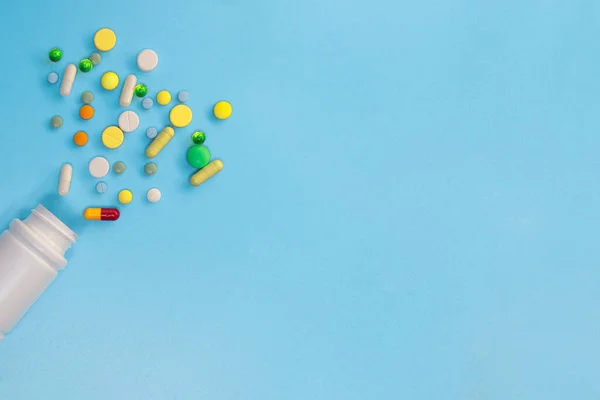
left=79, top=59, right=93, bottom=72
left=191, top=131, right=206, bottom=145
left=134, top=84, right=148, bottom=97
left=49, top=48, right=62, bottom=62
left=186, top=145, right=211, bottom=169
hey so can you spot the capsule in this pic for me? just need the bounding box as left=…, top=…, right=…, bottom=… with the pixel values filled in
left=83, top=208, right=120, bottom=221
left=190, top=160, right=223, bottom=186
left=119, top=74, right=137, bottom=107
left=58, top=163, right=72, bottom=196
left=60, top=63, right=77, bottom=97
left=145, top=126, right=174, bottom=158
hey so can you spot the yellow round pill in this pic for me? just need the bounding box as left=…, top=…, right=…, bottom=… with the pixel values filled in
left=156, top=90, right=171, bottom=105
left=101, top=126, right=124, bottom=149
left=101, top=72, right=119, bottom=90
left=169, top=104, right=193, bottom=128
left=94, top=28, right=117, bottom=52
left=118, top=189, right=133, bottom=205
left=213, top=101, right=232, bottom=120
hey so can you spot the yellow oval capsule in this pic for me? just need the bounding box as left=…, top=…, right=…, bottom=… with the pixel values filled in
left=190, top=160, right=223, bottom=186
left=145, top=126, right=174, bottom=158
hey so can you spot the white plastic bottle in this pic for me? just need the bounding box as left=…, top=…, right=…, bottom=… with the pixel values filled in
left=0, top=205, right=76, bottom=339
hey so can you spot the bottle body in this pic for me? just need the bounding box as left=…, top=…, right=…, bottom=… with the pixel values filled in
left=0, top=205, right=76, bottom=339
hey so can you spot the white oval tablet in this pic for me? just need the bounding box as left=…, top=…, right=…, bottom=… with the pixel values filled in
left=118, top=110, right=140, bottom=132
left=58, top=163, right=73, bottom=196
left=88, top=157, right=110, bottom=178
left=60, top=64, right=77, bottom=96
left=137, top=49, right=158, bottom=72
left=147, top=188, right=162, bottom=203
left=119, top=74, right=137, bottom=107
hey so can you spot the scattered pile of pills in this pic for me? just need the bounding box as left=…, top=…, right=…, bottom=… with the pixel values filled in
left=47, top=27, right=231, bottom=221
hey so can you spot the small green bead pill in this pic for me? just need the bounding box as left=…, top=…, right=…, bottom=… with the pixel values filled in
left=134, top=84, right=148, bottom=98
left=186, top=145, right=211, bottom=169
left=113, top=161, right=126, bottom=175
left=49, top=48, right=62, bottom=62
left=89, top=52, right=101, bottom=66
left=50, top=115, right=63, bottom=129
left=191, top=131, right=206, bottom=145
left=79, top=59, right=93, bottom=73
left=144, top=162, right=158, bottom=176
left=81, top=91, right=94, bottom=104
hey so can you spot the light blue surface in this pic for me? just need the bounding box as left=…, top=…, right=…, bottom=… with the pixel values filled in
left=0, top=0, right=599, bottom=399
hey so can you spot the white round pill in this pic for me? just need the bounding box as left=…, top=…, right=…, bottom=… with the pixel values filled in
left=118, top=110, right=140, bottom=133
left=96, top=181, right=108, bottom=193
left=88, top=157, right=110, bottom=178
left=137, top=49, right=158, bottom=72
left=147, top=188, right=162, bottom=203
left=47, top=72, right=59, bottom=84
left=146, top=127, right=158, bottom=139
left=177, top=90, right=189, bottom=102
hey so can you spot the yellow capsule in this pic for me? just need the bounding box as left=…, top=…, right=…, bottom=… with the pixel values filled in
left=190, top=160, right=223, bottom=186
left=145, top=126, right=175, bottom=158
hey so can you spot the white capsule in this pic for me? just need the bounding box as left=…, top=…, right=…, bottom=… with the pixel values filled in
left=58, top=163, right=73, bottom=196
left=119, top=74, right=137, bottom=107
left=59, top=64, right=77, bottom=97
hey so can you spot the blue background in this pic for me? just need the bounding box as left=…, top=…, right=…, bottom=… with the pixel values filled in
left=0, top=0, right=599, bottom=398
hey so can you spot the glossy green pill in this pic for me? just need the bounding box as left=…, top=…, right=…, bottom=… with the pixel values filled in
left=144, top=162, right=158, bottom=176
left=191, top=131, right=206, bottom=145
left=113, top=161, right=126, bottom=175
left=49, top=48, right=62, bottom=62
left=186, top=145, right=211, bottom=169
left=79, top=59, right=93, bottom=72
left=134, top=84, right=148, bottom=97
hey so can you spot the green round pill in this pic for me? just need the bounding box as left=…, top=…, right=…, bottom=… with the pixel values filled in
left=79, top=59, right=93, bottom=72
left=186, top=145, right=211, bottom=169
left=81, top=91, right=94, bottom=104
left=144, top=162, right=158, bottom=176
left=113, top=161, right=126, bottom=175
left=49, top=48, right=62, bottom=62
left=50, top=115, right=63, bottom=129
left=89, top=52, right=101, bottom=66
left=134, top=84, right=148, bottom=97
left=191, top=131, right=206, bottom=145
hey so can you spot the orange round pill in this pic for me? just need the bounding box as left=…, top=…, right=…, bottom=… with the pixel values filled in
left=79, top=105, right=94, bottom=120
left=73, top=131, right=88, bottom=146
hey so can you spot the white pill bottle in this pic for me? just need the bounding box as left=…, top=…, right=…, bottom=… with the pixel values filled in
left=0, top=205, right=76, bottom=340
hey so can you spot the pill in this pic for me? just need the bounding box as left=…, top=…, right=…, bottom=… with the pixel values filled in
left=113, top=161, right=126, bottom=175
left=144, top=162, right=158, bottom=175
left=213, top=101, right=232, bottom=120
left=147, top=188, right=161, bottom=203
left=191, top=131, right=206, bottom=144
left=79, top=58, right=93, bottom=73
left=145, top=126, right=174, bottom=158
left=169, top=104, right=193, bottom=128
left=50, top=115, right=63, bottom=129
left=101, top=71, right=119, bottom=90
left=94, top=28, right=117, bottom=52
left=142, top=97, right=153, bottom=109
left=84, top=208, right=120, bottom=221
left=89, top=52, right=101, bottom=66
left=186, top=145, right=211, bottom=169
left=89, top=156, right=110, bottom=178
left=156, top=90, right=171, bottom=105
left=73, top=131, right=88, bottom=146
left=134, top=83, right=148, bottom=97
left=49, top=48, right=62, bottom=62
left=58, top=163, right=73, bottom=196
left=119, top=74, right=137, bottom=107
left=190, top=160, right=224, bottom=186
left=96, top=181, right=108, bottom=193
left=177, top=90, right=188, bottom=102
left=47, top=72, right=59, bottom=84
left=117, top=110, right=140, bottom=132
left=101, top=126, right=124, bottom=149
left=137, top=49, right=158, bottom=72
left=81, top=91, right=94, bottom=104
left=146, top=127, right=158, bottom=139
left=60, top=64, right=77, bottom=97
left=79, top=104, right=94, bottom=120
left=118, top=189, right=133, bottom=204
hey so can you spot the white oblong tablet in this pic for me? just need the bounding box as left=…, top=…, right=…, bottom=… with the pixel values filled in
left=137, top=49, right=158, bottom=72
left=147, top=188, right=161, bottom=203
left=118, top=110, right=140, bottom=132
left=119, top=74, right=137, bottom=107
left=60, top=64, right=77, bottom=97
left=88, top=156, right=110, bottom=178
left=58, top=163, right=73, bottom=196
